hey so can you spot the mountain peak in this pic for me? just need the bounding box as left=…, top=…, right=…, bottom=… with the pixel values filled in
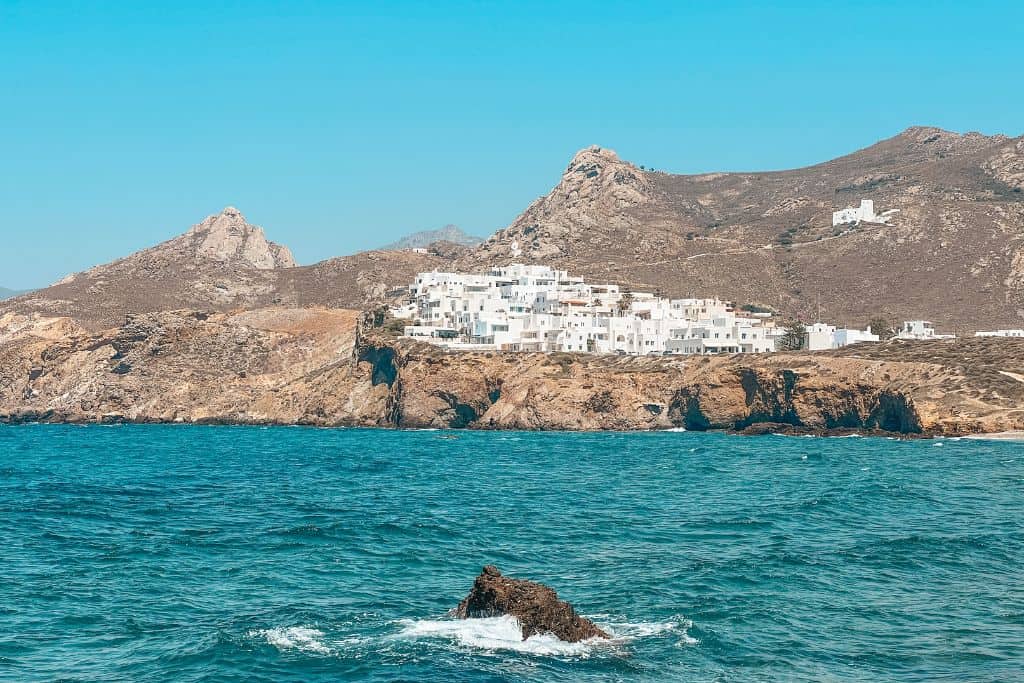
left=564, top=145, right=635, bottom=177
left=891, top=125, right=1009, bottom=149
left=185, top=207, right=296, bottom=269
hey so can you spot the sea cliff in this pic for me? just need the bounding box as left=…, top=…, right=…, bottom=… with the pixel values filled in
left=2, top=307, right=1022, bottom=436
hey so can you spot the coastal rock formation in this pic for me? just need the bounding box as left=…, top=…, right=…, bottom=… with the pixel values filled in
left=0, top=306, right=1019, bottom=435
left=455, top=566, right=608, bottom=642
left=0, top=308, right=387, bottom=425
left=2, top=309, right=1022, bottom=435
left=355, top=331, right=1024, bottom=435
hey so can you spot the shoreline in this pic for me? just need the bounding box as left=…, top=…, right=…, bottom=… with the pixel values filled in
left=0, top=414, right=992, bottom=440
left=962, top=431, right=1024, bottom=441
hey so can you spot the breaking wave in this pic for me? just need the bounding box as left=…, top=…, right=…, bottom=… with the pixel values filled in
left=249, top=626, right=333, bottom=655
left=393, top=615, right=696, bottom=656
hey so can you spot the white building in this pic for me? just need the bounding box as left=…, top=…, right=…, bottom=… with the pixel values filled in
left=833, top=327, right=880, bottom=347
left=832, top=199, right=899, bottom=226
left=975, top=329, right=1024, bottom=338
left=805, top=323, right=837, bottom=351
left=803, top=323, right=879, bottom=350
left=396, top=265, right=956, bottom=356
left=897, top=320, right=955, bottom=341
left=397, top=264, right=778, bottom=355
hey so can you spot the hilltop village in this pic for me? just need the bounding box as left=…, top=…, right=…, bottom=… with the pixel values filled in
left=391, top=263, right=1022, bottom=356
left=394, top=264, right=857, bottom=355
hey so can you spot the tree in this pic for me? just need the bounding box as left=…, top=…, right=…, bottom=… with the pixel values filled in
left=868, top=316, right=896, bottom=340
left=778, top=321, right=807, bottom=351
left=617, top=291, right=633, bottom=314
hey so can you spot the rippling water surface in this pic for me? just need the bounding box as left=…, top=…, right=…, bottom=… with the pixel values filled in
left=1, top=425, right=1022, bottom=681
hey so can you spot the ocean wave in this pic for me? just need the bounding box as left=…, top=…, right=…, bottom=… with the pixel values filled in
left=394, top=616, right=602, bottom=656
left=601, top=617, right=698, bottom=645
left=393, top=614, right=697, bottom=656
left=249, top=626, right=333, bottom=655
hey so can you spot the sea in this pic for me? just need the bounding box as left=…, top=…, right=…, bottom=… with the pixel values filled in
left=1, top=425, right=1021, bottom=682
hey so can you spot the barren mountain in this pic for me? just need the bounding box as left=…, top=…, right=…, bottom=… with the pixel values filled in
left=4, top=207, right=445, bottom=331
left=381, top=224, right=483, bottom=250
left=5, top=207, right=294, bottom=329
left=5, top=126, right=1023, bottom=334
left=466, top=127, right=1024, bottom=331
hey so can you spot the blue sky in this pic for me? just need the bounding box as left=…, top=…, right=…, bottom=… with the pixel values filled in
left=2, top=1, right=1022, bottom=288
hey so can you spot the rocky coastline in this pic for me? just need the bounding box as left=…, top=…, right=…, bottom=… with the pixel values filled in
left=2, top=307, right=1022, bottom=437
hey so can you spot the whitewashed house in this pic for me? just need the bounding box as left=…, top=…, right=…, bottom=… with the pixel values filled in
left=396, top=264, right=891, bottom=357
left=833, top=327, right=880, bottom=347
left=975, top=329, right=1024, bottom=338
left=832, top=199, right=899, bottom=226
left=804, top=323, right=880, bottom=350
left=897, top=320, right=955, bottom=340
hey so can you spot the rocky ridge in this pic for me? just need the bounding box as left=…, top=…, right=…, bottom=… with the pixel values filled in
left=6, top=126, right=1024, bottom=333
left=465, top=128, right=1024, bottom=330
left=2, top=308, right=1021, bottom=436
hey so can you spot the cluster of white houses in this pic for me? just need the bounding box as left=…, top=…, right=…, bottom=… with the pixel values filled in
left=393, top=265, right=1022, bottom=354
left=395, top=265, right=854, bottom=354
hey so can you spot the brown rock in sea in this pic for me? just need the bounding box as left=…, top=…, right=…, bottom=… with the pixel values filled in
left=454, top=565, right=609, bottom=642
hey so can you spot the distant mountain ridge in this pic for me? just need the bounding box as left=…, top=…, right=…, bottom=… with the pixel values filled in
left=381, top=225, right=483, bottom=250
left=0, top=287, right=28, bottom=300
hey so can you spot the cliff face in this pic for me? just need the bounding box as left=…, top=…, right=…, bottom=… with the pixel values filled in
left=356, top=333, right=1024, bottom=435
left=2, top=310, right=1022, bottom=436
left=0, top=308, right=387, bottom=425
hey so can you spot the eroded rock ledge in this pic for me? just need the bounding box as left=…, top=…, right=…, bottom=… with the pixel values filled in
left=355, top=331, right=1024, bottom=436
left=2, top=307, right=1023, bottom=436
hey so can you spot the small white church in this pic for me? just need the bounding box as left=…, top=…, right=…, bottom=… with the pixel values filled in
left=832, top=199, right=898, bottom=226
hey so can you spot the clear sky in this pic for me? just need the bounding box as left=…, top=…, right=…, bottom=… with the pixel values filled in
left=2, top=1, right=1022, bottom=288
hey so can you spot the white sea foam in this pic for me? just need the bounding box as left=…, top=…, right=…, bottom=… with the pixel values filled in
left=600, top=618, right=698, bottom=645
left=394, top=615, right=697, bottom=656
left=395, top=616, right=597, bottom=656
left=660, top=427, right=687, bottom=432
left=250, top=626, right=333, bottom=655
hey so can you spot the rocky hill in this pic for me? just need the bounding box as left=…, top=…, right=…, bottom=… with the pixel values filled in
left=5, top=127, right=1022, bottom=334
left=2, top=308, right=1022, bottom=436
left=381, top=224, right=483, bottom=250
left=3, top=207, right=446, bottom=331
left=466, top=127, right=1024, bottom=331
left=4, top=207, right=295, bottom=329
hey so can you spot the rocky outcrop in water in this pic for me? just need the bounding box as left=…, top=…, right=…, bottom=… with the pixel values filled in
left=455, top=566, right=608, bottom=642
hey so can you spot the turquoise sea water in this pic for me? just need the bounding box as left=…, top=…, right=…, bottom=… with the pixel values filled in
left=1, top=425, right=1022, bottom=682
